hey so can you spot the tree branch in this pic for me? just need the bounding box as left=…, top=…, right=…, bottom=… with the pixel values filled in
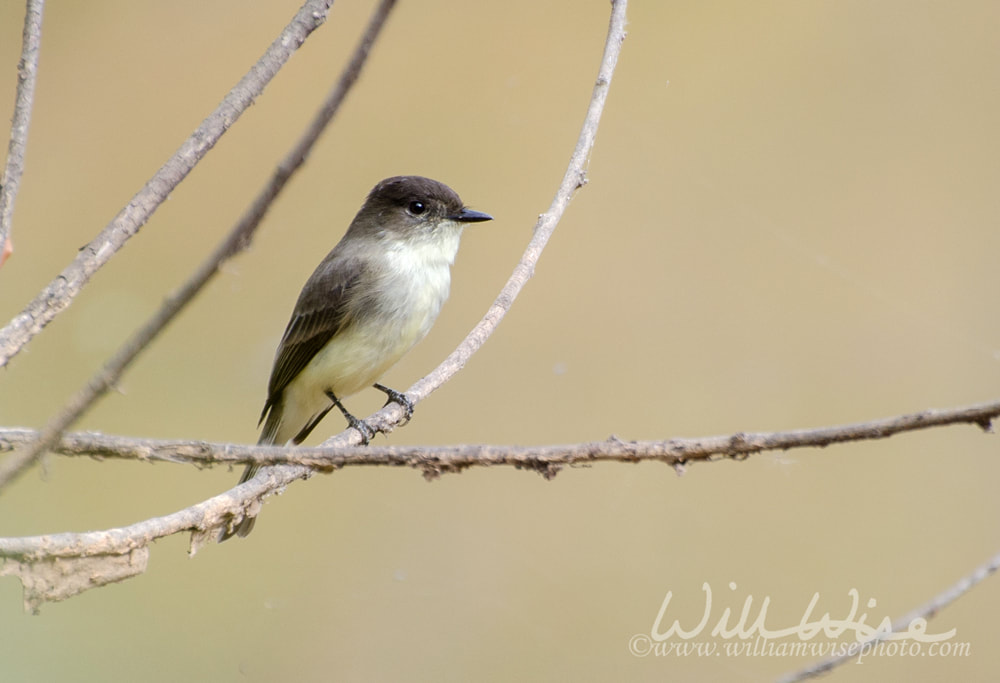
left=0, top=0, right=335, bottom=369
left=0, top=398, right=996, bottom=477
left=0, top=0, right=399, bottom=491
left=0, top=0, right=45, bottom=267
left=777, top=547, right=1000, bottom=682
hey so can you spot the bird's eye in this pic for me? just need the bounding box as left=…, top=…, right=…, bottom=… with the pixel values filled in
left=408, top=201, right=426, bottom=215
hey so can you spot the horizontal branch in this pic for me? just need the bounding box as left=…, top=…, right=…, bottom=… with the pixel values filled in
left=1, top=398, right=997, bottom=478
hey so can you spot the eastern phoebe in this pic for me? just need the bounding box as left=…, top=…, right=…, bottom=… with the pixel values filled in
left=220, top=176, right=492, bottom=540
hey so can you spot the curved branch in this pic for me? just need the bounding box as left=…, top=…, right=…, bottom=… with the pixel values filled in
left=348, top=0, right=630, bottom=436
left=0, top=0, right=45, bottom=266
left=0, top=0, right=335, bottom=369
left=0, top=0, right=399, bottom=491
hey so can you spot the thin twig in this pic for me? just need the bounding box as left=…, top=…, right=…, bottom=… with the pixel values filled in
left=0, top=0, right=335, bottom=368
left=0, top=0, right=400, bottom=490
left=0, top=398, right=996, bottom=475
left=777, top=548, right=1000, bottom=682
left=374, top=0, right=628, bottom=416
left=0, top=0, right=45, bottom=265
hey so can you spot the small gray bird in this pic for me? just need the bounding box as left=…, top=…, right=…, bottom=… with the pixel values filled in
left=221, top=176, right=492, bottom=540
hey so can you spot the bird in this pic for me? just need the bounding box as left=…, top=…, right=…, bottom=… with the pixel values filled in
left=220, top=175, right=492, bottom=540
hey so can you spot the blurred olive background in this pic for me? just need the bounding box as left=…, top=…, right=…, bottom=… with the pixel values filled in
left=1, top=1, right=999, bottom=681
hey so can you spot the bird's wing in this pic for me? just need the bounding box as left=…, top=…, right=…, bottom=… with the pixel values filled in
left=259, top=257, right=363, bottom=425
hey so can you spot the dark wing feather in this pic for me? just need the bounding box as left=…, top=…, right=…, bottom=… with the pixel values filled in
left=259, top=257, right=362, bottom=425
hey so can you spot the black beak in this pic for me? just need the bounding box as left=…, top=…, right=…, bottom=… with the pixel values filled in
left=451, top=208, right=493, bottom=223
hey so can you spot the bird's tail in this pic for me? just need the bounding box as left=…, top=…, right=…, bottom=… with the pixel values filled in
left=221, top=462, right=261, bottom=540
left=218, top=404, right=283, bottom=541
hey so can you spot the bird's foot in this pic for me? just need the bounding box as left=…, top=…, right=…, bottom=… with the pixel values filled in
left=326, top=389, right=376, bottom=445
left=373, top=383, right=414, bottom=424
left=344, top=413, right=376, bottom=445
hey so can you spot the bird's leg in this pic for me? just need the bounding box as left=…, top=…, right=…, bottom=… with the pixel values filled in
left=325, top=390, right=375, bottom=444
left=373, top=383, right=414, bottom=424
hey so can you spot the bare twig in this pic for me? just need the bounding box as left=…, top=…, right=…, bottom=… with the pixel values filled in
left=0, top=0, right=400, bottom=490
left=0, top=398, right=996, bottom=476
left=0, top=0, right=45, bottom=266
left=0, top=0, right=335, bottom=369
left=777, top=548, right=1000, bottom=682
